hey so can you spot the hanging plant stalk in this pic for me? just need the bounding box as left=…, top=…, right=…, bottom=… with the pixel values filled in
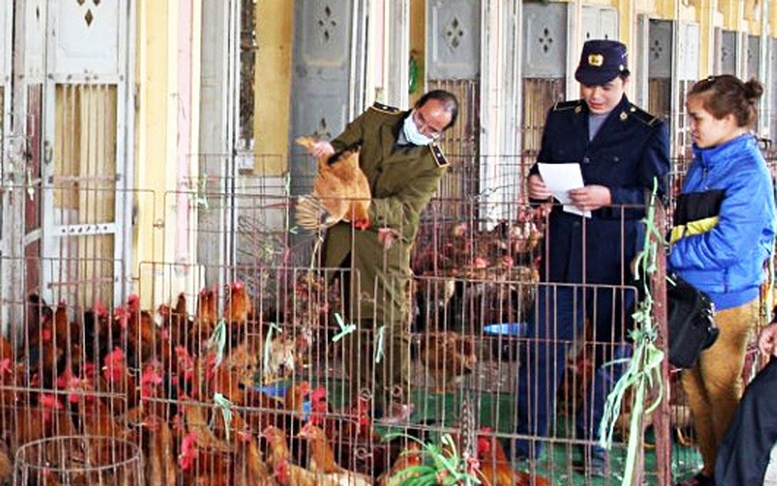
left=598, top=179, right=665, bottom=485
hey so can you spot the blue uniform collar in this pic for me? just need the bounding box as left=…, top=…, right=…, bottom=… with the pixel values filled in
left=692, top=134, right=755, bottom=170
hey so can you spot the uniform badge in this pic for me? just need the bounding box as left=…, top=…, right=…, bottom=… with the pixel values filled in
left=575, top=105, right=582, bottom=113
left=588, top=54, right=604, bottom=67
left=370, top=102, right=400, bottom=114
left=619, top=111, right=628, bottom=121
left=430, top=144, right=449, bottom=167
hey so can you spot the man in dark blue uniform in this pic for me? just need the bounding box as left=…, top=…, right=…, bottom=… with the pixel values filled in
left=511, top=40, right=671, bottom=476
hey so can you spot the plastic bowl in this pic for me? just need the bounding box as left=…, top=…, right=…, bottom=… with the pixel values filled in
left=255, top=384, right=312, bottom=417
left=483, top=322, right=526, bottom=337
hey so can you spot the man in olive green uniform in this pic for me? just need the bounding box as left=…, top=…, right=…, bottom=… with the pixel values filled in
left=306, top=90, right=458, bottom=419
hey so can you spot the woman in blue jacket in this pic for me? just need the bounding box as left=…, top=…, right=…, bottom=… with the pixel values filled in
left=670, top=75, right=776, bottom=486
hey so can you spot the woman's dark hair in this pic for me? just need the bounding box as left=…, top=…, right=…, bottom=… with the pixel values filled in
left=414, top=89, right=459, bottom=129
left=688, top=74, right=764, bottom=128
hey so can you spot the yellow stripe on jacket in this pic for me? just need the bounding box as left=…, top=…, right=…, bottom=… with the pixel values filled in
left=670, top=216, right=719, bottom=244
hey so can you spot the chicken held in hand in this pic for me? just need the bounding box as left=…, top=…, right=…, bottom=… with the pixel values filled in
left=295, top=137, right=371, bottom=231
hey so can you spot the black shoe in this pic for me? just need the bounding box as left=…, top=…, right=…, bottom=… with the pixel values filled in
left=572, top=448, right=607, bottom=477
left=674, top=472, right=715, bottom=486
left=572, top=457, right=606, bottom=477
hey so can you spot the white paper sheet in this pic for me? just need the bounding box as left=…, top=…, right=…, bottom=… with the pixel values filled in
left=537, top=162, right=591, bottom=218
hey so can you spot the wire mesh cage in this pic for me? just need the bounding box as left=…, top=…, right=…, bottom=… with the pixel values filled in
left=13, top=435, right=142, bottom=486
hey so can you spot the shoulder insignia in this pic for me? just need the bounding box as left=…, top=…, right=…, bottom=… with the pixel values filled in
left=627, top=104, right=660, bottom=126
left=430, top=144, right=449, bottom=167
left=552, top=100, right=583, bottom=112
left=369, top=102, right=401, bottom=114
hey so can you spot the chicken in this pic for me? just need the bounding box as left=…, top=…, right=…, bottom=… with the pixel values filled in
left=417, top=331, right=478, bottom=392
left=206, top=357, right=252, bottom=406
left=296, top=423, right=373, bottom=486
left=142, top=415, right=177, bottom=486
left=28, top=300, right=74, bottom=387
left=10, top=401, right=55, bottom=451
left=283, top=380, right=311, bottom=419
left=158, top=292, right=190, bottom=355
left=77, top=393, right=135, bottom=464
left=225, top=280, right=252, bottom=328
left=192, top=286, right=219, bottom=352
left=82, top=300, right=113, bottom=365
left=25, top=292, right=53, bottom=347
left=0, top=362, right=16, bottom=425
left=178, top=430, right=233, bottom=486
left=115, top=294, right=160, bottom=368
left=262, top=332, right=297, bottom=384
left=475, top=430, right=550, bottom=486
left=100, top=347, right=137, bottom=413
left=0, top=335, right=13, bottom=362
left=295, top=137, right=371, bottom=231
left=272, top=459, right=318, bottom=486
left=181, top=401, right=231, bottom=453
left=308, top=390, right=408, bottom=479
left=0, top=441, right=11, bottom=485
left=233, top=436, right=275, bottom=486
left=376, top=441, right=422, bottom=486
left=264, top=426, right=326, bottom=486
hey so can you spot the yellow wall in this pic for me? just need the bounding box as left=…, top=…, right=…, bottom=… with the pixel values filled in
left=409, top=0, right=425, bottom=106
left=135, top=0, right=169, bottom=285
left=255, top=0, right=294, bottom=175
left=135, top=0, right=204, bottom=306
left=773, top=1, right=777, bottom=37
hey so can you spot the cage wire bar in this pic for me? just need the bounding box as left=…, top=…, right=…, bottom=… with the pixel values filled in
left=2, top=143, right=775, bottom=485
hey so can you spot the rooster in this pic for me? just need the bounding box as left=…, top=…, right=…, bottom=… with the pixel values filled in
left=475, top=429, right=550, bottom=486
left=295, top=136, right=371, bottom=231
left=417, top=331, right=478, bottom=392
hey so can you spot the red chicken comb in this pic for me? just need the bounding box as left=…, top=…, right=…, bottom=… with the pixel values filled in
left=310, top=386, right=327, bottom=402
left=93, top=300, right=108, bottom=318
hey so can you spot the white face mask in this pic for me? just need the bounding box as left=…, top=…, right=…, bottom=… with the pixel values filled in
left=403, top=112, right=435, bottom=146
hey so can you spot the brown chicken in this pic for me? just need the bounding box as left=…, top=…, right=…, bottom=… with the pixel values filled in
left=193, top=286, right=219, bottom=351
left=263, top=426, right=317, bottom=486
left=272, top=459, right=318, bottom=486
left=99, top=347, right=138, bottom=413
left=418, top=331, right=478, bottom=392
left=376, top=440, right=423, bottom=485
left=142, top=415, right=177, bottom=486
left=283, top=380, right=311, bottom=419
left=295, top=136, right=371, bottom=231
left=0, top=441, right=11, bottom=485
left=116, top=294, right=160, bottom=367
left=77, top=394, right=135, bottom=465
left=0, top=335, right=12, bottom=361
left=265, top=425, right=349, bottom=486
left=223, top=281, right=253, bottom=347
left=158, top=292, right=190, bottom=354
left=476, top=431, right=550, bottom=486
left=178, top=430, right=233, bottom=486
left=296, top=422, right=373, bottom=486
left=29, top=300, right=74, bottom=387
left=234, top=437, right=275, bottom=486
